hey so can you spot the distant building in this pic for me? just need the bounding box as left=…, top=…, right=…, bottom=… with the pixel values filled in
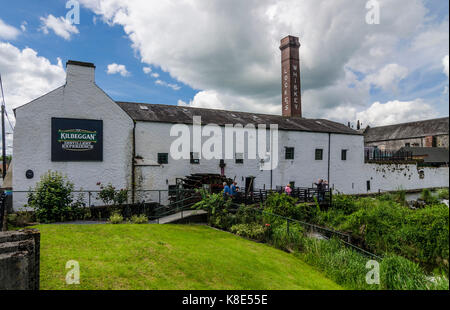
left=363, top=117, right=449, bottom=150
left=398, top=147, right=449, bottom=167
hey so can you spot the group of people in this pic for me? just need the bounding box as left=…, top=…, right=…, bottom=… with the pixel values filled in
left=284, top=179, right=329, bottom=201
left=223, top=181, right=240, bottom=198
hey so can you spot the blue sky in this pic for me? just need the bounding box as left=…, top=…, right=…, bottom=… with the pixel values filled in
left=0, top=0, right=198, bottom=106
left=0, top=0, right=449, bottom=141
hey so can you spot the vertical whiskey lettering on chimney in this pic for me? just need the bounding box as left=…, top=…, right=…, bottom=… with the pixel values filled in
left=280, top=35, right=302, bottom=118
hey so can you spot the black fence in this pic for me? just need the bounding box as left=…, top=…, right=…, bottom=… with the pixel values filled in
left=365, top=149, right=413, bottom=162
left=239, top=186, right=332, bottom=207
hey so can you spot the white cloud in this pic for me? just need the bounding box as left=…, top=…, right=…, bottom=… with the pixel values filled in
left=365, top=64, right=409, bottom=92
left=443, top=55, right=449, bottom=78
left=356, top=100, right=438, bottom=127
left=155, top=79, right=180, bottom=91
left=0, top=19, right=20, bottom=40
left=0, top=42, right=66, bottom=151
left=20, top=21, right=27, bottom=32
left=151, top=73, right=159, bottom=78
left=39, top=15, right=79, bottom=40
left=143, top=67, right=152, bottom=74
left=106, top=63, right=131, bottom=77
left=79, top=0, right=448, bottom=123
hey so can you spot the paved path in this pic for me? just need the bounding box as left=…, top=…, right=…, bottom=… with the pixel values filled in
left=153, top=210, right=207, bottom=224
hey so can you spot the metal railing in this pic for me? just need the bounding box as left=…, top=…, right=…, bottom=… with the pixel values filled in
left=365, top=149, right=413, bottom=162
left=9, top=188, right=197, bottom=209
left=227, top=202, right=381, bottom=260
left=242, top=187, right=332, bottom=206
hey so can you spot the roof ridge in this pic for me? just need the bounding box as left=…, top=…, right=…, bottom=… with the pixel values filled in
left=116, top=101, right=310, bottom=120
left=368, top=117, right=449, bottom=129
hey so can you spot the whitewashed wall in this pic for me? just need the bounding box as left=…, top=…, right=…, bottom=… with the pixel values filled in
left=12, top=64, right=134, bottom=209
left=134, top=121, right=370, bottom=203
left=362, top=164, right=449, bottom=194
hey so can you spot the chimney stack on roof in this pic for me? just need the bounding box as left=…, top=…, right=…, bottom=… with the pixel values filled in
left=280, top=35, right=302, bottom=118
left=66, top=60, right=96, bottom=85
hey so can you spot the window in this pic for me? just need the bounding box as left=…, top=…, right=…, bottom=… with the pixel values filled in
left=315, top=149, right=323, bottom=160
left=190, top=152, right=200, bottom=164
left=235, top=153, right=244, bottom=164
left=405, top=143, right=411, bottom=147
left=366, top=180, right=371, bottom=191
left=285, top=147, right=295, bottom=160
left=158, top=153, right=168, bottom=164
left=341, top=149, right=347, bottom=161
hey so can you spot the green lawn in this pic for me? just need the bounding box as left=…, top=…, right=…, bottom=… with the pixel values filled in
left=37, top=224, right=342, bottom=290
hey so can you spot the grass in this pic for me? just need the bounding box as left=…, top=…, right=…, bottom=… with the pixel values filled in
left=36, top=224, right=342, bottom=290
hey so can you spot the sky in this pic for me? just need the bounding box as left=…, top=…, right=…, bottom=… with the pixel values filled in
left=0, top=0, right=449, bottom=154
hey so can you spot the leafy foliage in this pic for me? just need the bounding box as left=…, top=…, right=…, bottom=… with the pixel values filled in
left=130, top=214, right=148, bottom=224
left=230, top=223, right=266, bottom=242
left=96, top=183, right=128, bottom=212
left=109, top=212, right=123, bottom=224
left=26, top=171, right=86, bottom=223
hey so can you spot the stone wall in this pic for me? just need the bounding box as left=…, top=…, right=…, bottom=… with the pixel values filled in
left=0, top=229, right=40, bottom=290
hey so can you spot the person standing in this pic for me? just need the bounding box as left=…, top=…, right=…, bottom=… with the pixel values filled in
left=285, top=184, right=292, bottom=196
left=231, top=181, right=238, bottom=196
left=314, top=179, right=324, bottom=202
left=223, top=182, right=232, bottom=199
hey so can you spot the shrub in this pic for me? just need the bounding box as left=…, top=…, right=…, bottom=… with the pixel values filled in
left=332, top=194, right=359, bottom=214
left=437, top=188, right=449, bottom=200
left=264, top=193, right=301, bottom=219
left=7, top=211, right=35, bottom=227
left=230, top=223, right=266, bottom=242
left=420, top=189, right=439, bottom=205
left=26, top=171, right=85, bottom=223
left=194, top=190, right=236, bottom=230
left=97, top=183, right=128, bottom=212
left=131, top=214, right=148, bottom=224
left=109, top=212, right=123, bottom=224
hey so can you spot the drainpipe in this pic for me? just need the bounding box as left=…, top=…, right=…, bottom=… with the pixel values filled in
left=327, top=133, right=331, bottom=185
left=131, top=120, right=136, bottom=204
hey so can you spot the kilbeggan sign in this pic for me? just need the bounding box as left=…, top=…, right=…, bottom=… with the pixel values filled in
left=52, top=118, right=103, bottom=161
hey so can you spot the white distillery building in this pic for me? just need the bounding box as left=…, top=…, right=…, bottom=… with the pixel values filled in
left=9, top=37, right=449, bottom=209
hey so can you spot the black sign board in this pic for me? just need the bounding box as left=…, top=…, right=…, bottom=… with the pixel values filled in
left=51, top=118, right=103, bottom=162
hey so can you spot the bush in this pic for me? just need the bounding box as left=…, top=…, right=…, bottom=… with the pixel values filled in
left=264, top=193, right=302, bottom=219
left=26, top=171, right=86, bottom=223
left=97, top=183, right=128, bottom=212
left=131, top=214, right=148, bottom=224
left=437, top=188, right=449, bottom=200
left=109, top=212, right=123, bottom=224
left=338, top=199, right=449, bottom=272
left=230, top=223, right=266, bottom=242
left=7, top=211, right=35, bottom=227
left=420, top=189, right=439, bottom=205
left=332, top=194, right=359, bottom=214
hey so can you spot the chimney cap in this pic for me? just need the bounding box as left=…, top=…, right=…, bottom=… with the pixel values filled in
left=280, top=35, right=301, bottom=50
left=66, top=60, right=96, bottom=69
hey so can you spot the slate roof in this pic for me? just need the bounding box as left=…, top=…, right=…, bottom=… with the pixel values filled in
left=400, top=147, right=449, bottom=164
left=364, top=117, right=449, bottom=142
left=116, top=102, right=361, bottom=135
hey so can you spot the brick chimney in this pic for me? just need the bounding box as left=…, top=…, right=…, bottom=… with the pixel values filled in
left=280, top=36, right=302, bottom=118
